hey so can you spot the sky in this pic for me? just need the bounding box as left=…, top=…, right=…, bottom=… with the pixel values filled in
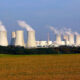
left=0, top=0, right=80, bottom=43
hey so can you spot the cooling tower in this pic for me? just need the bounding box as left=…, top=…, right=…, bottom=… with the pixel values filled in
left=0, top=31, right=8, bottom=46
left=10, top=32, right=16, bottom=45
left=69, top=34, right=74, bottom=45
left=15, top=30, right=25, bottom=47
left=76, top=35, right=80, bottom=46
left=63, top=35, right=69, bottom=41
left=63, top=35, right=69, bottom=45
left=26, top=31, right=37, bottom=48
left=56, top=34, right=62, bottom=45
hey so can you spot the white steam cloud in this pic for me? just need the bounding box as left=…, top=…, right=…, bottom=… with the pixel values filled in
left=50, top=26, right=65, bottom=35
left=0, top=21, right=6, bottom=31
left=64, top=28, right=72, bottom=35
left=50, top=26, right=59, bottom=34
left=74, top=32, right=79, bottom=35
left=50, top=26, right=76, bottom=35
left=18, top=20, right=34, bottom=31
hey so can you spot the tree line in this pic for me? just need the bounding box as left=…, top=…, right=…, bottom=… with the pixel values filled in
left=0, top=46, right=80, bottom=55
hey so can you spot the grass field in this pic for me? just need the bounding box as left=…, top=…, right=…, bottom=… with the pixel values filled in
left=0, top=54, right=80, bottom=80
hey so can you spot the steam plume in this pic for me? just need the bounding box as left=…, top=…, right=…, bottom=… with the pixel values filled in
left=50, top=26, right=73, bottom=35
left=50, top=26, right=66, bottom=35
left=50, top=26, right=59, bottom=34
left=18, top=20, right=34, bottom=31
left=74, top=32, right=79, bottom=35
left=0, top=21, right=6, bottom=31
left=64, top=28, right=72, bottom=35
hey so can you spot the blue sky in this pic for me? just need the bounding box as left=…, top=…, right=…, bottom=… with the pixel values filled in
left=0, top=0, right=80, bottom=42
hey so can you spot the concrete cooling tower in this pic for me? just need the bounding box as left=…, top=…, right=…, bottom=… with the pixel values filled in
left=63, top=35, right=69, bottom=41
left=0, top=31, right=8, bottom=46
left=26, top=31, right=37, bottom=48
left=15, top=30, right=25, bottom=47
left=76, top=35, right=80, bottom=46
left=63, top=35, right=69, bottom=45
left=56, top=34, right=62, bottom=45
left=10, top=32, right=16, bottom=45
left=69, top=34, right=74, bottom=45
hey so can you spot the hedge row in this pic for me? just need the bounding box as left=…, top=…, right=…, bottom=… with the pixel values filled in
left=0, top=46, right=80, bottom=55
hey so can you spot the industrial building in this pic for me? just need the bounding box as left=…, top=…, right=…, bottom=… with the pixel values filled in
left=4, top=29, right=80, bottom=48
left=36, top=41, right=52, bottom=47
left=0, top=22, right=80, bottom=48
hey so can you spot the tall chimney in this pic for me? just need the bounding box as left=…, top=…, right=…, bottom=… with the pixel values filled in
left=11, top=32, right=16, bottom=45
left=47, top=32, right=50, bottom=45
left=26, top=31, right=37, bottom=48
left=15, top=30, right=25, bottom=47
left=0, top=31, right=8, bottom=46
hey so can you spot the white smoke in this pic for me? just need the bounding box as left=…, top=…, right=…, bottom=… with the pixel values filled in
left=0, top=21, right=6, bottom=31
left=50, top=26, right=59, bottom=34
left=74, top=32, right=79, bottom=35
left=50, top=26, right=74, bottom=35
left=17, top=20, right=34, bottom=31
left=64, top=28, right=72, bottom=35
left=50, top=26, right=67, bottom=35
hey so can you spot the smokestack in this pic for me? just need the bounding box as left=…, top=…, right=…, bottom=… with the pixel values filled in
left=47, top=32, right=50, bottom=45
left=26, top=31, right=37, bottom=48
left=56, top=34, right=62, bottom=45
left=0, top=31, right=8, bottom=46
left=15, top=30, right=25, bottom=47
left=69, top=34, right=74, bottom=45
left=10, top=32, right=16, bottom=45
left=76, top=34, right=80, bottom=46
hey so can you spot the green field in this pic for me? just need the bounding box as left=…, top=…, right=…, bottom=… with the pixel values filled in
left=0, top=54, right=80, bottom=80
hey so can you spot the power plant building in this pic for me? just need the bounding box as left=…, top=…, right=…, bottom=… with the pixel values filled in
left=36, top=41, right=52, bottom=47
